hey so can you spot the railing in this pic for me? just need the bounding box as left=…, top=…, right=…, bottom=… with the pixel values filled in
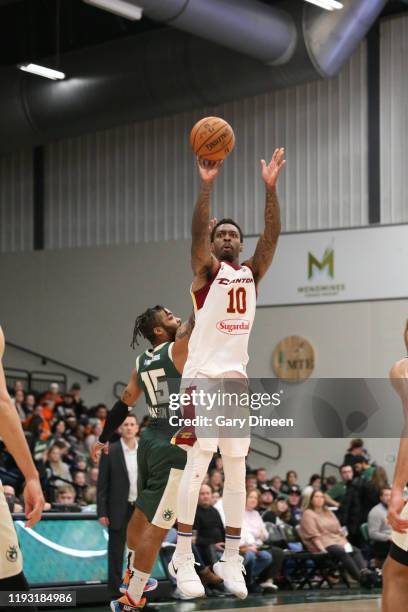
left=3, top=367, right=31, bottom=391
left=250, top=433, right=282, bottom=461
left=321, top=461, right=341, bottom=482
left=5, top=368, right=68, bottom=395
left=5, top=341, right=99, bottom=383
left=32, top=371, right=67, bottom=394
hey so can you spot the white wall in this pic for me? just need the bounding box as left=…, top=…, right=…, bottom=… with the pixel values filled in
left=0, top=241, right=191, bottom=407
left=381, top=14, right=408, bottom=224
left=0, top=149, right=33, bottom=253
left=0, top=241, right=406, bottom=482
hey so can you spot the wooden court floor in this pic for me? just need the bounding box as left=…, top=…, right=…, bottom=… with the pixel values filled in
left=62, top=592, right=382, bottom=612
left=227, top=601, right=381, bottom=612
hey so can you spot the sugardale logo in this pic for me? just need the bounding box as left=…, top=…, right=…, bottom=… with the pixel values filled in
left=308, top=248, right=334, bottom=279
left=216, top=319, right=250, bottom=335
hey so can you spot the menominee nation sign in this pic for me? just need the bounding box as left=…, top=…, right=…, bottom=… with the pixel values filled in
left=243, top=224, right=408, bottom=306
left=300, top=247, right=345, bottom=300
left=308, top=249, right=334, bottom=279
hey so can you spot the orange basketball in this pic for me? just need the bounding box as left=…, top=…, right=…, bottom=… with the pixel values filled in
left=190, top=116, right=235, bottom=161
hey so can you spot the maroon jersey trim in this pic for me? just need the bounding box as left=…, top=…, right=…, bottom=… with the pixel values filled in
left=222, top=260, right=242, bottom=271
left=192, top=262, right=221, bottom=310
left=240, top=260, right=259, bottom=298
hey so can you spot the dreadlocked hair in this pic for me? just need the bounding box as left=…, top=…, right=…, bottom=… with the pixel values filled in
left=131, top=305, right=164, bottom=348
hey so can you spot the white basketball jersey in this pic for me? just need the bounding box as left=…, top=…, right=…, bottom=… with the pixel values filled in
left=183, top=261, right=257, bottom=379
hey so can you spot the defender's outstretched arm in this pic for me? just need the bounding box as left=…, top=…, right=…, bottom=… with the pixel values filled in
left=172, top=312, right=195, bottom=374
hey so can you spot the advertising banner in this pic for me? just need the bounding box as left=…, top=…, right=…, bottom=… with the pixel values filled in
left=14, top=517, right=166, bottom=586
left=243, top=224, right=408, bottom=306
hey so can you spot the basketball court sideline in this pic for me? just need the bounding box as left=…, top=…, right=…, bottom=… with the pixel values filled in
left=59, top=592, right=381, bottom=612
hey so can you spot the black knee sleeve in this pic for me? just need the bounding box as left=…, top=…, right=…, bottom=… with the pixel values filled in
left=0, top=570, right=30, bottom=590
left=0, top=572, right=38, bottom=611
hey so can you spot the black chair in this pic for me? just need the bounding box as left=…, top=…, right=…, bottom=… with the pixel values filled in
left=279, top=524, right=350, bottom=590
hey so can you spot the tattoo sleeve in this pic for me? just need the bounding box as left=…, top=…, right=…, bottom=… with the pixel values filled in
left=251, top=186, right=281, bottom=281
left=175, top=312, right=195, bottom=340
left=191, top=182, right=213, bottom=273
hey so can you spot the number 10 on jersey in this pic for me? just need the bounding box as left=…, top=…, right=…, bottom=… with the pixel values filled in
left=227, top=287, right=247, bottom=314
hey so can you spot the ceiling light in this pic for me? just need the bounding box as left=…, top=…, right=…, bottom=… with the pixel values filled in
left=304, top=0, right=343, bottom=10
left=83, top=0, right=143, bottom=20
left=18, top=63, right=66, bottom=80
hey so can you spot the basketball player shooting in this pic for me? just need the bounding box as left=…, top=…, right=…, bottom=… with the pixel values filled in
left=382, top=320, right=408, bottom=611
left=169, top=149, right=285, bottom=599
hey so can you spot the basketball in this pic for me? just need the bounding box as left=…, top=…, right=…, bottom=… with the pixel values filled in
left=190, top=116, right=235, bottom=161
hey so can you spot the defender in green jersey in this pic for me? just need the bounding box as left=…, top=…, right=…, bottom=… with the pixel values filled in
left=135, top=337, right=187, bottom=526
left=92, top=305, right=193, bottom=611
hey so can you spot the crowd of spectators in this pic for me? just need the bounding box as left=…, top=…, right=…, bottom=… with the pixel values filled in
left=0, top=385, right=389, bottom=594
left=185, top=438, right=387, bottom=594
left=1, top=379, right=118, bottom=511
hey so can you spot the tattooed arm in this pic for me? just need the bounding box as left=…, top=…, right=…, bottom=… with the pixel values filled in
left=244, top=148, right=286, bottom=285
left=175, top=311, right=195, bottom=341
left=173, top=312, right=195, bottom=374
left=121, top=369, right=143, bottom=406
left=191, top=159, right=223, bottom=291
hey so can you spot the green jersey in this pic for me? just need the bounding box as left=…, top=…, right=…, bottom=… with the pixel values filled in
left=328, top=482, right=347, bottom=502
left=361, top=465, right=375, bottom=481
left=136, top=341, right=181, bottom=435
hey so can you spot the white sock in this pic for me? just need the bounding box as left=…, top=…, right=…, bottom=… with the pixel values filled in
left=175, top=531, right=193, bottom=557
left=128, top=569, right=150, bottom=603
left=223, top=534, right=241, bottom=560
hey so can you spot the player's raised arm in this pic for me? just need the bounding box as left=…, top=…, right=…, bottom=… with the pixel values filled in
left=0, top=327, right=45, bottom=527
left=244, top=148, right=285, bottom=285
left=404, top=319, right=408, bottom=353
left=191, top=159, right=222, bottom=285
left=172, top=312, right=195, bottom=374
left=91, top=369, right=142, bottom=460
left=387, top=343, right=408, bottom=533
